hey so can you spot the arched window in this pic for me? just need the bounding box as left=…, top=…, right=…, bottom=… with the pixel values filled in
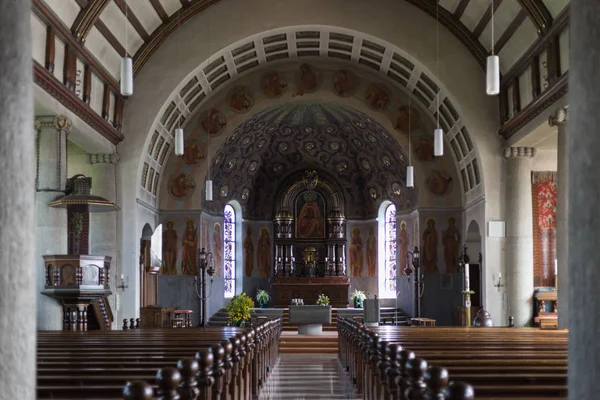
left=224, top=204, right=236, bottom=298
left=378, top=203, right=397, bottom=298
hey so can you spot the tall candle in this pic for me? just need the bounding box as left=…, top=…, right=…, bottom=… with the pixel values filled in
left=464, top=263, right=470, bottom=292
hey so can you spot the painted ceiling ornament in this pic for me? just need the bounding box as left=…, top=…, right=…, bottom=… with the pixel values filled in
left=293, top=63, right=321, bottom=97
left=332, top=69, right=356, bottom=97
left=200, top=108, right=227, bottom=135
left=168, top=172, right=196, bottom=200
left=261, top=71, right=287, bottom=98
left=365, top=83, right=391, bottom=111
left=425, top=169, right=453, bottom=196
left=303, top=170, right=319, bottom=190
left=394, top=105, right=421, bottom=134
left=414, top=134, right=435, bottom=162
left=228, top=85, right=254, bottom=113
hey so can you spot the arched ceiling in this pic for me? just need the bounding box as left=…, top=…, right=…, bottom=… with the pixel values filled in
left=33, top=0, right=569, bottom=85
left=196, top=102, right=418, bottom=220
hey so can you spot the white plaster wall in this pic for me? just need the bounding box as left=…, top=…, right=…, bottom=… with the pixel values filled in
left=119, top=0, right=502, bottom=320
left=533, top=148, right=558, bottom=171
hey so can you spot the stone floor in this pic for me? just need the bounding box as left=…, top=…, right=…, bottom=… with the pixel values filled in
left=258, top=354, right=360, bottom=399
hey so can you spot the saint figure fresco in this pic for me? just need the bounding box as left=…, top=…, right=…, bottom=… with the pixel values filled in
left=398, top=221, right=410, bottom=273
left=443, top=217, right=461, bottom=273
left=169, top=173, right=195, bottom=200
left=161, top=220, right=178, bottom=275
left=422, top=217, right=439, bottom=274
left=228, top=86, right=253, bottom=113
left=257, top=227, right=272, bottom=278
left=296, top=191, right=325, bottom=239
left=293, top=64, right=319, bottom=96
left=262, top=72, right=287, bottom=98
left=333, top=69, right=356, bottom=97
left=350, top=228, right=364, bottom=277
left=181, top=219, right=199, bottom=275
left=183, top=139, right=204, bottom=165
left=243, top=226, right=254, bottom=277
left=366, top=226, right=377, bottom=278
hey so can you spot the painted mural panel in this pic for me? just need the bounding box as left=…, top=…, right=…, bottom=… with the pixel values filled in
left=257, top=227, right=272, bottom=278
left=422, top=217, right=439, bottom=274
left=349, top=227, right=364, bottom=277
left=295, top=191, right=326, bottom=239
left=243, top=226, right=255, bottom=277
left=398, top=220, right=410, bottom=275
left=181, top=219, right=199, bottom=275
left=213, top=222, right=223, bottom=277
left=442, top=217, right=461, bottom=274
left=366, top=226, right=377, bottom=278
left=161, top=220, right=178, bottom=275
left=532, top=171, right=557, bottom=287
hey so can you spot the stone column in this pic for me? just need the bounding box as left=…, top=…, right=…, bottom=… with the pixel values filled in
left=549, top=107, right=568, bottom=329
left=570, top=1, right=600, bottom=397
left=90, top=153, right=119, bottom=329
left=0, top=0, right=35, bottom=397
left=35, top=115, right=72, bottom=330
left=504, top=147, right=535, bottom=327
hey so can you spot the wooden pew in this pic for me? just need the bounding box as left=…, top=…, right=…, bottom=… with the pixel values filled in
left=337, top=318, right=568, bottom=400
left=36, top=318, right=282, bottom=400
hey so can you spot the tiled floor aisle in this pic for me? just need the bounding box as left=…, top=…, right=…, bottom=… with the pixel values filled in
left=258, top=354, right=361, bottom=400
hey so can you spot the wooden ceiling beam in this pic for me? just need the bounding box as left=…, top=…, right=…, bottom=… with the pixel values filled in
left=149, top=0, right=170, bottom=23
left=113, top=0, right=150, bottom=41
left=473, top=0, right=504, bottom=39
left=517, top=0, right=553, bottom=33
left=33, top=0, right=121, bottom=94
left=453, top=0, right=470, bottom=20
left=96, top=18, right=128, bottom=57
left=494, top=9, right=528, bottom=54
left=71, top=0, right=111, bottom=42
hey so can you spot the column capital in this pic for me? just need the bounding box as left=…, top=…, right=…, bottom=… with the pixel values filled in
left=503, top=147, right=536, bottom=159
left=549, top=106, right=569, bottom=127
left=90, top=153, right=119, bottom=165
left=35, top=115, right=72, bottom=134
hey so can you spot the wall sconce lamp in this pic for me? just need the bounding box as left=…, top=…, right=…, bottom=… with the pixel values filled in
left=493, top=273, right=504, bottom=290
left=195, top=248, right=216, bottom=327
left=117, top=274, right=129, bottom=290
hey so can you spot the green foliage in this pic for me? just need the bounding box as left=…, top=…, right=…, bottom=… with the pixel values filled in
left=226, top=292, right=254, bottom=325
left=351, top=289, right=366, bottom=302
left=255, top=289, right=271, bottom=305
left=316, top=294, right=330, bottom=306
left=461, top=290, right=476, bottom=295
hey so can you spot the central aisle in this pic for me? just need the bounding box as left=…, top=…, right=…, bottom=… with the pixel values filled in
left=258, top=354, right=361, bottom=399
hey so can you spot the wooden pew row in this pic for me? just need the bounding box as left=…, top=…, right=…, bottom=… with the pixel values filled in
left=337, top=318, right=568, bottom=400
left=36, top=318, right=282, bottom=400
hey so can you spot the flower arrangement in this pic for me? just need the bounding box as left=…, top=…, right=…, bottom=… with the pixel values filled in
left=351, top=289, right=366, bottom=308
left=226, top=292, right=254, bottom=326
left=316, top=294, right=330, bottom=306
left=255, top=289, right=271, bottom=308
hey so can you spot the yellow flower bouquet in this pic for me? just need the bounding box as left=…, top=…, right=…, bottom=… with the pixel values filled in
left=226, top=292, right=254, bottom=326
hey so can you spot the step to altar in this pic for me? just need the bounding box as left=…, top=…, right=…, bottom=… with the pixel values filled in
left=279, top=331, right=339, bottom=354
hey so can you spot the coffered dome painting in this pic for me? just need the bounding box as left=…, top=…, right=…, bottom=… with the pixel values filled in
left=199, top=102, right=417, bottom=219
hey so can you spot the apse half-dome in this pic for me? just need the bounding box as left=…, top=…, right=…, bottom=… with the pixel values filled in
left=203, top=102, right=417, bottom=219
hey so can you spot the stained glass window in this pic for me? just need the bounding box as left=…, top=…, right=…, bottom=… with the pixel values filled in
left=380, top=203, right=397, bottom=298
left=224, top=204, right=235, bottom=298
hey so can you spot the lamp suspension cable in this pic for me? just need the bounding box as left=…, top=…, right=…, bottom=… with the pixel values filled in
left=486, top=0, right=500, bottom=95
left=433, top=1, right=443, bottom=156
left=406, top=89, right=414, bottom=188
left=174, top=9, right=184, bottom=156
left=205, top=15, right=213, bottom=201
left=120, top=0, right=133, bottom=96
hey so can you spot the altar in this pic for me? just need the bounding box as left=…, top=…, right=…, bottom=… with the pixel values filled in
left=289, top=305, right=332, bottom=335
left=272, top=276, right=349, bottom=308
left=271, top=170, right=350, bottom=308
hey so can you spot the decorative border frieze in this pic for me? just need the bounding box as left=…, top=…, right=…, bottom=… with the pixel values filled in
left=503, top=147, right=536, bottom=159
left=90, top=153, right=120, bottom=165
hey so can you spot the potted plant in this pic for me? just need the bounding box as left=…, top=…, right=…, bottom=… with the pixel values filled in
left=316, top=294, right=330, bottom=306
left=351, top=289, right=366, bottom=308
left=225, top=292, right=254, bottom=327
left=255, top=289, right=271, bottom=308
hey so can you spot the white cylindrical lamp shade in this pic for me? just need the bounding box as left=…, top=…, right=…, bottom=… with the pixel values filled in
left=205, top=179, right=213, bottom=201
left=174, top=128, right=184, bottom=156
left=486, top=55, right=500, bottom=96
left=120, top=57, right=133, bottom=96
left=434, top=128, right=444, bottom=156
left=406, top=165, right=414, bottom=187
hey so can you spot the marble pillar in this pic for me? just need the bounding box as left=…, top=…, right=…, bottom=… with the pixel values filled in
left=35, top=116, right=72, bottom=330
left=504, top=147, right=535, bottom=327
left=549, top=107, right=568, bottom=329
left=0, top=0, right=35, bottom=397
left=90, top=153, right=119, bottom=329
left=569, top=1, right=600, bottom=397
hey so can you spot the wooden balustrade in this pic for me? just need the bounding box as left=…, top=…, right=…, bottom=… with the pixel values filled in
left=36, top=318, right=282, bottom=400
left=337, top=317, right=568, bottom=399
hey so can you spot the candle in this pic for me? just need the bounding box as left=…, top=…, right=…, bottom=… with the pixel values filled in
left=555, top=259, right=558, bottom=275
left=498, top=272, right=501, bottom=279
left=464, top=263, right=470, bottom=292
left=121, top=274, right=124, bottom=280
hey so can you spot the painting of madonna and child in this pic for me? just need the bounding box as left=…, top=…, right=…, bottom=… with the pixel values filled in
left=295, top=191, right=326, bottom=239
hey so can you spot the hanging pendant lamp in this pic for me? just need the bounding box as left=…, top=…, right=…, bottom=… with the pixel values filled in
left=406, top=165, right=414, bottom=188
left=433, top=2, right=443, bottom=157
left=120, top=2, right=133, bottom=96
left=486, top=1, right=500, bottom=95
left=175, top=128, right=184, bottom=156
left=205, top=179, right=213, bottom=201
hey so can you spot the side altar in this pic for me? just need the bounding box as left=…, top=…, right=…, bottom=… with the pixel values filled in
left=272, top=170, right=350, bottom=308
